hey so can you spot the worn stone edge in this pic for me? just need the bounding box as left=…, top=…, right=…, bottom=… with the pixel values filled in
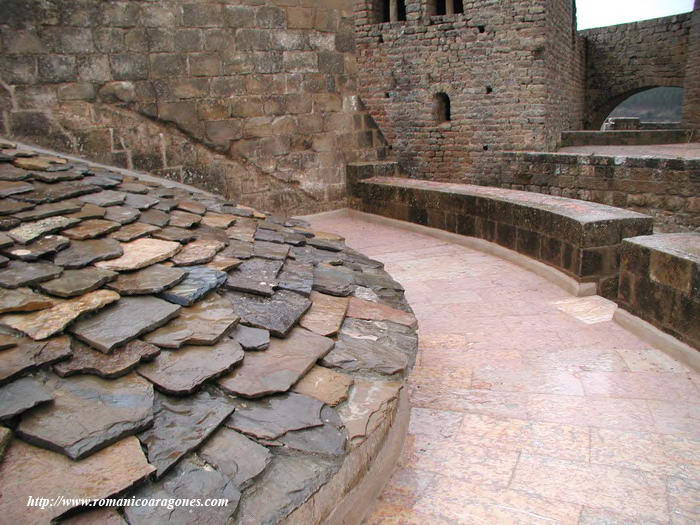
left=613, top=308, right=700, bottom=372
left=281, top=387, right=410, bottom=525
left=297, top=208, right=597, bottom=298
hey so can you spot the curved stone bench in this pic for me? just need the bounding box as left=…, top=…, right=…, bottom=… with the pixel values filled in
left=348, top=170, right=654, bottom=298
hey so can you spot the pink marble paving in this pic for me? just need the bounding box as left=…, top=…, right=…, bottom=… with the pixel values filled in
left=306, top=213, right=700, bottom=525
left=557, top=142, right=700, bottom=159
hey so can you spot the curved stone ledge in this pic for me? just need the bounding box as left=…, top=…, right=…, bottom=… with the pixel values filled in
left=348, top=173, right=653, bottom=297
left=0, top=141, right=419, bottom=525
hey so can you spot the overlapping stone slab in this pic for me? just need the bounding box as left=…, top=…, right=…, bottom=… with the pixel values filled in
left=299, top=291, right=349, bottom=336
left=3, top=234, right=69, bottom=261
left=171, top=238, right=225, bottom=266
left=1, top=290, right=120, bottom=340
left=106, top=264, right=186, bottom=295
left=70, top=296, right=181, bottom=353
left=144, top=293, right=238, bottom=348
left=292, top=365, right=353, bottom=406
left=226, top=257, right=283, bottom=296
left=0, top=335, right=72, bottom=385
left=0, top=376, right=54, bottom=420
left=95, top=238, right=181, bottom=271
left=346, top=296, right=418, bottom=328
left=0, top=437, right=153, bottom=523
left=217, top=327, right=333, bottom=398
left=39, top=268, right=117, bottom=297
left=313, top=264, right=355, bottom=296
left=110, top=222, right=160, bottom=242
left=17, top=372, right=154, bottom=459
left=199, top=427, right=272, bottom=488
left=270, top=405, right=347, bottom=457
left=54, top=339, right=160, bottom=379
left=138, top=340, right=244, bottom=395
left=54, top=238, right=123, bottom=268
left=277, top=260, right=314, bottom=296
left=0, top=260, right=62, bottom=288
left=138, top=390, right=234, bottom=478
left=337, top=378, right=402, bottom=447
left=229, top=324, right=270, bottom=351
left=227, top=290, right=312, bottom=337
left=0, top=287, right=55, bottom=314
left=159, top=265, right=227, bottom=306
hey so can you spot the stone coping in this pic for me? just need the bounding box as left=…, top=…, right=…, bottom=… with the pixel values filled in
left=618, top=233, right=700, bottom=349
left=495, top=150, right=700, bottom=166
left=560, top=130, right=696, bottom=147
left=0, top=139, right=419, bottom=524
left=348, top=172, right=654, bottom=297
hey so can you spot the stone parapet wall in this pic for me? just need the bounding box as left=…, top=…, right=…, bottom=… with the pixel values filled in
left=559, top=130, right=697, bottom=147
left=580, top=13, right=693, bottom=129
left=0, top=0, right=387, bottom=215
left=619, top=233, right=700, bottom=349
left=463, top=151, right=700, bottom=233
left=348, top=175, right=654, bottom=297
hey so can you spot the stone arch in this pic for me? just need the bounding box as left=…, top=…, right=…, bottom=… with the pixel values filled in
left=586, top=83, right=684, bottom=130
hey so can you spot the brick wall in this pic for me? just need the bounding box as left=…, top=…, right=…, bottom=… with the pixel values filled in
left=0, top=0, right=387, bottom=215
left=353, top=0, right=585, bottom=180
left=580, top=13, right=693, bottom=129
left=465, top=151, right=700, bottom=233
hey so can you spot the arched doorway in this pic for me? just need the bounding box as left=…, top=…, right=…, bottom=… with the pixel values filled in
left=588, top=86, right=684, bottom=130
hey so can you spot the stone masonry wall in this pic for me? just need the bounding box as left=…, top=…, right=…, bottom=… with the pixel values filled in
left=683, top=1, right=700, bottom=127
left=465, top=151, right=700, bottom=233
left=580, top=13, right=693, bottom=129
left=0, top=0, right=388, bottom=215
left=353, top=0, right=585, bottom=181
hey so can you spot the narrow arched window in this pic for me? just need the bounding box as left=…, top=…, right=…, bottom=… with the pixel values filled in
left=433, top=0, right=464, bottom=15
left=434, top=92, right=451, bottom=123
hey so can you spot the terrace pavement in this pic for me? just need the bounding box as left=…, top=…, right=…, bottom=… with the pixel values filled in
left=307, top=212, right=700, bottom=525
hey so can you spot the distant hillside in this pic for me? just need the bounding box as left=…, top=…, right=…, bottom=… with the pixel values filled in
left=609, top=87, right=684, bottom=122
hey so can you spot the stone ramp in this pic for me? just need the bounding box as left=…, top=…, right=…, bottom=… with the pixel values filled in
left=307, top=211, right=700, bottom=525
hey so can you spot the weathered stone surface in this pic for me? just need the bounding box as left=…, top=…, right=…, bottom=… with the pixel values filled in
left=0, top=260, right=62, bottom=288
left=337, top=378, right=402, bottom=447
left=138, top=208, right=169, bottom=227
left=16, top=182, right=100, bottom=204
left=107, top=264, right=186, bottom=295
left=0, top=217, right=20, bottom=230
left=226, top=392, right=324, bottom=440
left=255, top=227, right=306, bottom=246
left=308, top=236, right=344, bottom=252
left=230, top=324, right=270, bottom=351
left=209, top=255, right=242, bottom=272
left=104, top=205, right=140, bottom=224
left=0, top=199, right=33, bottom=215
left=124, top=457, right=241, bottom=525
left=235, top=454, right=337, bottom=525
left=39, top=267, right=117, bottom=297
left=277, top=260, right=314, bottom=296
left=79, top=190, right=126, bottom=207
left=0, top=376, right=53, bottom=420
left=31, top=170, right=82, bottom=183
left=0, top=426, right=10, bottom=460
left=8, top=215, right=78, bottom=244
left=227, top=290, right=312, bottom=337
left=299, top=291, right=349, bottom=336
left=199, top=428, right=272, bottom=488
left=0, top=233, right=11, bottom=248
left=226, top=219, right=257, bottom=242
left=69, top=202, right=106, bottom=220
left=0, top=287, right=55, bottom=314
left=145, top=293, right=239, bottom=348
left=171, top=238, right=225, bottom=266
left=62, top=219, right=121, bottom=240
left=3, top=234, right=69, bottom=261
left=138, top=390, right=234, bottom=478
left=123, top=193, right=159, bottom=210
left=342, top=318, right=418, bottom=361
left=119, top=182, right=149, bottom=194
left=346, top=296, right=417, bottom=327
left=354, top=268, right=404, bottom=292
left=218, top=328, right=332, bottom=398
left=221, top=239, right=254, bottom=259
left=152, top=225, right=196, bottom=242
left=2, top=290, right=120, bottom=340
left=0, top=336, right=72, bottom=385
left=159, top=265, right=227, bottom=306
left=201, top=212, right=236, bottom=229
left=0, top=179, right=33, bottom=197
left=17, top=373, right=154, bottom=459
left=0, top=437, right=153, bottom=523
left=313, top=264, right=355, bottom=296
left=292, top=365, right=353, bottom=406
left=254, top=240, right=290, bottom=260
left=226, top=257, right=283, bottom=296
left=14, top=200, right=82, bottom=221
left=54, top=238, right=123, bottom=268
left=321, top=333, right=408, bottom=375
left=61, top=509, right=127, bottom=525
left=54, top=339, right=160, bottom=379
left=138, top=340, right=244, bottom=395
left=169, top=209, right=202, bottom=228
left=12, top=157, right=51, bottom=171
left=95, top=238, right=181, bottom=271
left=271, top=405, right=347, bottom=457
left=109, top=221, right=160, bottom=242
left=177, top=199, right=206, bottom=215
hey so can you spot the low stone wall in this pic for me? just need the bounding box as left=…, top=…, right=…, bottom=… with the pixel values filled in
left=618, top=233, right=700, bottom=349
left=560, top=130, right=696, bottom=147
left=464, top=151, right=700, bottom=233
left=347, top=168, right=654, bottom=298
